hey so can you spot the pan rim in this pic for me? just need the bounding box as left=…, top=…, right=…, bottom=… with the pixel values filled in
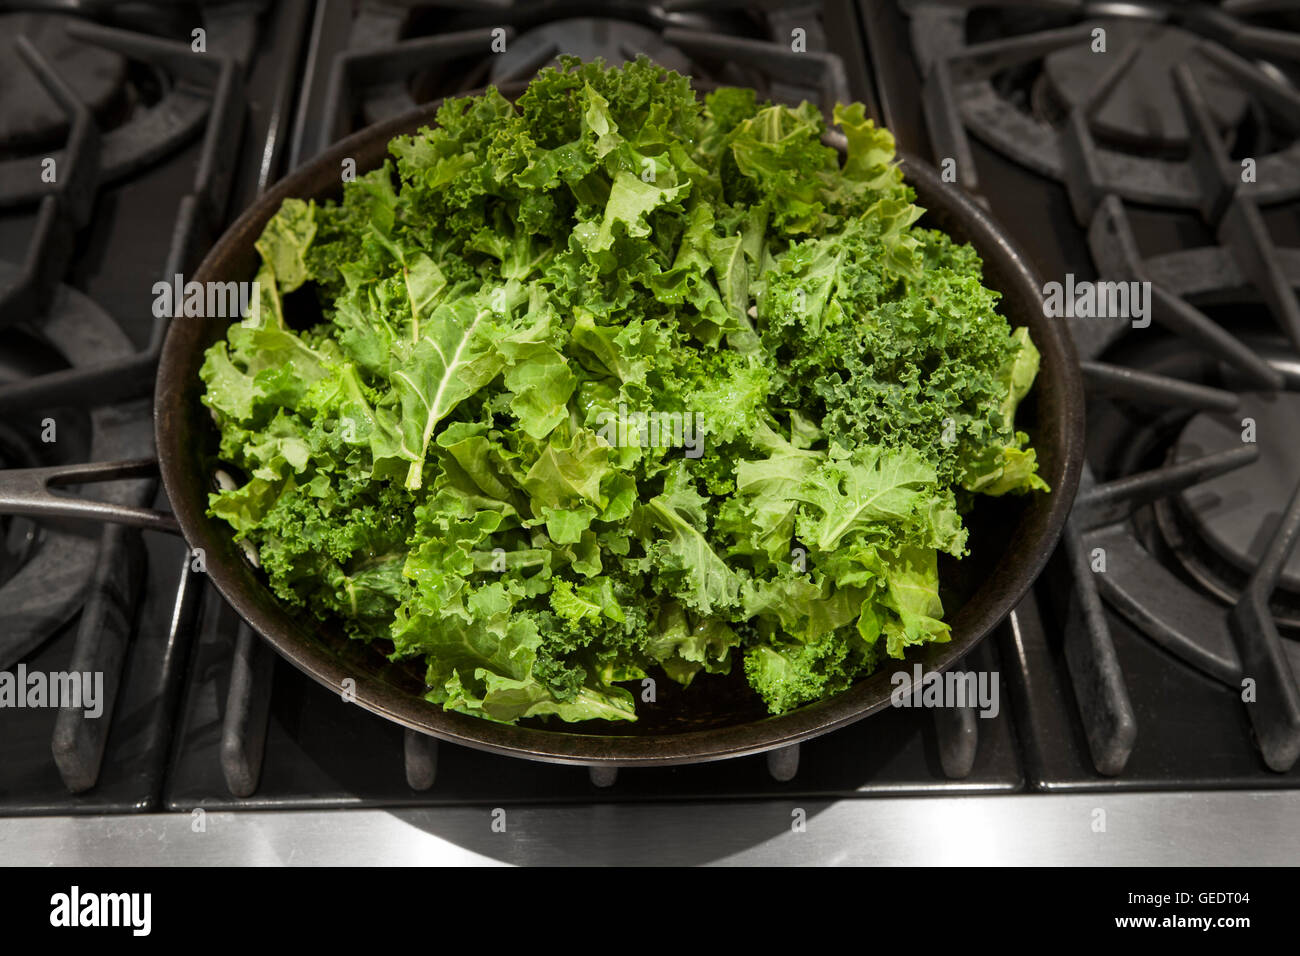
left=156, top=84, right=1085, bottom=766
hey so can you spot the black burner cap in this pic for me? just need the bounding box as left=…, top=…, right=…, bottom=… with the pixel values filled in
left=1043, top=20, right=1248, bottom=151
left=1174, top=391, right=1300, bottom=593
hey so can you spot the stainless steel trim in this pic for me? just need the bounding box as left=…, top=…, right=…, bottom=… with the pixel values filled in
left=1, top=791, right=1297, bottom=865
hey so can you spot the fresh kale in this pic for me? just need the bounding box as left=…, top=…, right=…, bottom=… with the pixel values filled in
left=199, top=57, right=1047, bottom=723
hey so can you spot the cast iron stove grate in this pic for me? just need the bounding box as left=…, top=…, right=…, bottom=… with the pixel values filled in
left=894, top=0, right=1300, bottom=780
left=0, top=1, right=305, bottom=812
left=905, top=0, right=1300, bottom=207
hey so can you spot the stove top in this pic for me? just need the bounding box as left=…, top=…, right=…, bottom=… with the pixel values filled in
left=1, top=0, right=1299, bottom=863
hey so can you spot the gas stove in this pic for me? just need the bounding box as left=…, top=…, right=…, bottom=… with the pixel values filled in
left=0, top=0, right=1298, bottom=866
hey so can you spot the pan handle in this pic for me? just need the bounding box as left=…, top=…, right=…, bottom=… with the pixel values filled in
left=0, top=458, right=182, bottom=535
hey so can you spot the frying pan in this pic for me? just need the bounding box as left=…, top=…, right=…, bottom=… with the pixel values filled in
left=1, top=83, right=1084, bottom=767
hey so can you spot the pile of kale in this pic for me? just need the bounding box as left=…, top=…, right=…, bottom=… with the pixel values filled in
left=200, top=57, right=1046, bottom=723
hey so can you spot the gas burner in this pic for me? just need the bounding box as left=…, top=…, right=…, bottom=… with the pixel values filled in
left=0, top=14, right=127, bottom=156
left=1149, top=391, right=1300, bottom=624
left=489, top=18, right=695, bottom=83
left=1059, top=319, right=1300, bottom=774
left=1038, top=21, right=1248, bottom=152
left=1174, top=393, right=1300, bottom=590
left=0, top=9, right=260, bottom=208
left=908, top=0, right=1300, bottom=207
left=0, top=260, right=152, bottom=672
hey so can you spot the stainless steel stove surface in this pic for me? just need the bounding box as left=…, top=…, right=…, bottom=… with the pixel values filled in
left=1, top=0, right=1299, bottom=866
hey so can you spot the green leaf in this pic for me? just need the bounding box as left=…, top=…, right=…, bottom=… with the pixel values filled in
left=584, top=169, right=687, bottom=254
left=255, top=198, right=316, bottom=293
left=877, top=545, right=950, bottom=658
left=792, top=444, right=958, bottom=553
left=645, top=497, right=740, bottom=617
left=522, top=427, right=610, bottom=509
left=390, top=297, right=506, bottom=489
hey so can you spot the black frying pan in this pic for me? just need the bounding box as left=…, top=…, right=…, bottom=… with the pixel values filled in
left=1, top=84, right=1085, bottom=767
